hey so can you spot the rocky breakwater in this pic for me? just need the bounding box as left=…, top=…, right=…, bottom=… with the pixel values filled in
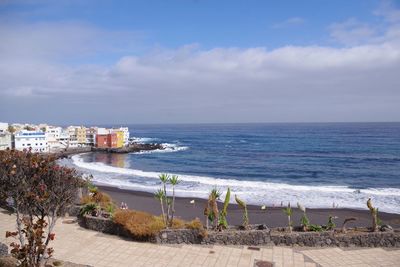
left=92, top=143, right=164, bottom=154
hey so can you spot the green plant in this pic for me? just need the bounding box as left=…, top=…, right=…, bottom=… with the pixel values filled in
left=282, top=202, right=293, bottom=233
left=308, top=224, right=323, bottom=232
left=80, top=203, right=99, bottom=216
left=367, top=198, right=379, bottom=232
left=326, top=215, right=336, bottom=230
left=204, top=188, right=221, bottom=230
left=105, top=202, right=116, bottom=217
left=235, top=195, right=248, bottom=229
left=154, top=188, right=167, bottom=226
left=169, top=175, right=179, bottom=225
left=159, top=173, right=170, bottom=225
left=297, top=202, right=309, bottom=231
left=218, top=188, right=231, bottom=230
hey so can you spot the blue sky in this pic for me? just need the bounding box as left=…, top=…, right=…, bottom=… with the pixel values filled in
left=1, top=0, right=400, bottom=124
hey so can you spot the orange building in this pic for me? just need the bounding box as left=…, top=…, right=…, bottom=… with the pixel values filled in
left=96, top=133, right=117, bottom=148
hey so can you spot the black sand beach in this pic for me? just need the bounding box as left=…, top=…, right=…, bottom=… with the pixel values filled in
left=98, top=185, right=400, bottom=229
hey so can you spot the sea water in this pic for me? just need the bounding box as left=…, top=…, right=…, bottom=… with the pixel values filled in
left=61, top=123, right=400, bottom=213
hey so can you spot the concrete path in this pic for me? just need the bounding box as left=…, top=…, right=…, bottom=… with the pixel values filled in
left=1, top=209, right=399, bottom=267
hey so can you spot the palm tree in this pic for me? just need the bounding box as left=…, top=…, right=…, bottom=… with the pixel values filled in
left=169, top=175, right=179, bottom=226
left=154, top=189, right=167, bottom=227
left=159, top=173, right=170, bottom=222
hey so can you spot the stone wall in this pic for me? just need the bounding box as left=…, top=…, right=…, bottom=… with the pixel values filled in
left=79, top=215, right=400, bottom=247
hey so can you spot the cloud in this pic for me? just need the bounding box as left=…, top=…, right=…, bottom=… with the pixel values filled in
left=1, top=6, right=400, bottom=124
left=272, top=17, right=305, bottom=29
left=374, top=0, right=400, bottom=22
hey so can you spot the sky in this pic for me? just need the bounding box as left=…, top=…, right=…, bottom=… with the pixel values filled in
left=0, top=0, right=400, bottom=125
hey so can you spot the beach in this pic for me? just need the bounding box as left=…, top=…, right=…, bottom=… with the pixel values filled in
left=98, top=185, right=400, bottom=229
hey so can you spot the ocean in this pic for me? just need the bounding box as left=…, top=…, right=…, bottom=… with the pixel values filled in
left=61, top=123, right=400, bottom=213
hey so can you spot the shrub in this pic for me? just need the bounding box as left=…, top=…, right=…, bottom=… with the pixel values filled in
left=80, top=203, right=99, bottom=216
left=185, top=218, right=207, bottom=238
left=113, top=210, right=165, bottom=239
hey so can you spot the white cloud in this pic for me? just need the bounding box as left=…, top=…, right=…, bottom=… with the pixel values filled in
left=1, top=9, right=400, bottom=123
left=272, top=17, right=305, bottom=29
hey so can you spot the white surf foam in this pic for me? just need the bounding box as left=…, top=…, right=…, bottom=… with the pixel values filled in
left=70, top=154, right=400, bottom=214
left=130, top=137, right=159, bottom=143
left=132, top=143, right=188, bottom=154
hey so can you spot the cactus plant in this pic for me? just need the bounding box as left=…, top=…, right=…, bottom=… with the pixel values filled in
left=282, top=202, right=293, bottom=233
left=218, top=188, right=231, bottom=230
left=367, top=198, right=379, bottom=232
left=235, top=195, right=249, bottom=229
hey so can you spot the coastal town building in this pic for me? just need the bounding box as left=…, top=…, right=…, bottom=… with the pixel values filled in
left=14, top=130, right=49, bottom=153
left=96, top=133, right=118, bottom=148
left=0, top=122, right=13, bottom=150
left=0, top=132, right=12, bottom=150
left=86, top=128, right=96, bottom=146
left=2, top=122, right=131, bottom=152
left=110, top=127, right=130, bottom=146
left=0, top=122, right=9, bottom=133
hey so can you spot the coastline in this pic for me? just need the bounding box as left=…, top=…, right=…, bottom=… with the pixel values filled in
left=98, top=185, right=400, bottom=228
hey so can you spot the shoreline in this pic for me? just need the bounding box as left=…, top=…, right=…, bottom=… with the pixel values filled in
left=97, top=185, right=400, bottom=228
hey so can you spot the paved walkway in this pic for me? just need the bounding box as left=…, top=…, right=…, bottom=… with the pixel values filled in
left=1, top=209, right=399, bottom=267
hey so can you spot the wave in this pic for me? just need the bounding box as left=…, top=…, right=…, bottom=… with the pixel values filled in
left=132, top=143, right=189, bottom=154
left=70, top=154, right=400, bottom=214
left=130, top=137, right=159, bottom=143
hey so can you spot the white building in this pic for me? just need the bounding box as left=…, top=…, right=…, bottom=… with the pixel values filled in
left=14, top=131, right=49, bottom=153
left=0, top=132, right=12, bottom=150
left=0, top=122, right=8, bottom=133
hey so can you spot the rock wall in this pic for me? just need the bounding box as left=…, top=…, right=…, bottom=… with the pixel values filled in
left=79, top=215, right=400, bottom=247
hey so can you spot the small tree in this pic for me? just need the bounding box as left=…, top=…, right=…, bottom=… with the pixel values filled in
left=0, top=149, right=85, bottom=266
left=283, top=202, right=293, bottom=233
left=159, top=173, right=170, bottom=223
left=154, top=189, right=166, bottom=226
left=169, top=175, right=179, bottom=225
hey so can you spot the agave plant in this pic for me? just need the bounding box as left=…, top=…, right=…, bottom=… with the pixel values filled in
left=297, top=202, right=309, bottom=231
left=218, top=188, right=231, bottom=230
left=283, top=202, right=293, bottom=233
left=235, top=195, right=248, bottom=229
left=169, top=175, right=179, bottom=225
left=326, top=215, right=337, bottom=230
left=154, top=188, right=167, bottom=226
left=367, top=198, right=379, bottom=232
left=80, top=203, right=99, bottom=217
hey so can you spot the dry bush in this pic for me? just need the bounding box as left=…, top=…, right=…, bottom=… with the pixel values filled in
left=113, top=209, right=164, bottom=238
left=80, top=191, right=113, bottom=208
left=170, top=218, right=185, bottom=229
left=92, top=191, right=112, bottom=207
left=80, top=195, right=92, bottom=205
left=185, top=218, right=207, bottom=237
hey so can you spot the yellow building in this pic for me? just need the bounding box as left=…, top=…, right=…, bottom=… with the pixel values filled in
left=115, top=130, right=124, bottom=148
left=76, top=126, right=87, bottom=145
